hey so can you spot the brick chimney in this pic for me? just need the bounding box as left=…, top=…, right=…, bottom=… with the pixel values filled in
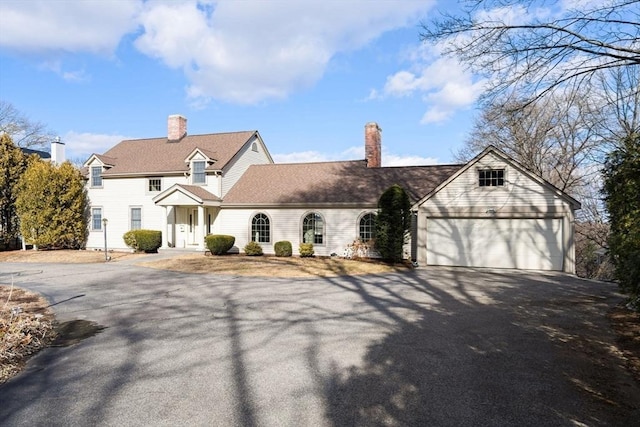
left=168, top=114, right=187, bottom=142
left=365, top=122, right=381, bottom=168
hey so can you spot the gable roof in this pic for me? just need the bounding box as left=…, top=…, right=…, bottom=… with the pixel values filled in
left=89, top=131, right=259, bottom=176
left=415, top=145, right=582, bottom=210
left=153, top=184, right=222, bottom=206
left=223, top=160, right=463, bottom=206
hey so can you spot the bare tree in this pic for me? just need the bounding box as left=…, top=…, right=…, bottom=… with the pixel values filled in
left=0, top=100, right=54, bottom=149
left=421, top=0, right=640, bottom=104
left=456, top=89, right=603, bottom=194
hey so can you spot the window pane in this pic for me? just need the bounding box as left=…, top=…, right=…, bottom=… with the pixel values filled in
left=359, top=213, right=376, bottom=241
left=148, top=178, right=161, bottom=192
left=479, top=169, right=504, bottom=187
left=92, top=208, right=102, bottom=230
left=193, top=161, right=206, bottom=184
left=91, top=166, right=102, bottom=187
left=131, top=208, right=142, bottom=230
left=303, top=213, right=323, bottom=244
left=251, top=213, right=270, bottom=243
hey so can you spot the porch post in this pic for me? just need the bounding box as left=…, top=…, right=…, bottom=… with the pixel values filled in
left=161, top=206, right=168, bottom=249
left=198, top=205, right=205, bottom=250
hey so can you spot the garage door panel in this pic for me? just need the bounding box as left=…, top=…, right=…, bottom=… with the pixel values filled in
left=426, top=218, right=563, bottom=271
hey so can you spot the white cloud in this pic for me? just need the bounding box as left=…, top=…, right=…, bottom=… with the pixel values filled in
left=373, top=44, right=486, bottom=124
left=62, top=131, right=132, bottom=163
left=0, top=0, right=141, bottom=54
left=135, top=0, right=434, bottom=104
left=273, top=145, right=438, bottom=166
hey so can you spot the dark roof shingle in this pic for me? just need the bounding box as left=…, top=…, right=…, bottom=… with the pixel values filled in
left=223, top=160, right=462, bottom=205
left=98, top=131, right=256, bottom=175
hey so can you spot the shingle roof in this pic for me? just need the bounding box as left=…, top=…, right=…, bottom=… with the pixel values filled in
left=98, top=131, right=256, bottom=176
left=223, top=160, right=463, bottom=205
left=176, top=184, right=222, bottom=202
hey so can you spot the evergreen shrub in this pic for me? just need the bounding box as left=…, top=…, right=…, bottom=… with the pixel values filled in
left=206, top=234, right=235, bottom=255
left=274, top=241, right=292, bottom=257
left=299, top=243, right=314, bottom=257
left=244, top=241, right=263, bottom=256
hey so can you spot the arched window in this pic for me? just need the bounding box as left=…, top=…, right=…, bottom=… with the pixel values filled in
left=359, top=213, right=376, bottom=242
left=251, top=213, right=270, bottom=243
left=302, top=212, right=324, bottom=244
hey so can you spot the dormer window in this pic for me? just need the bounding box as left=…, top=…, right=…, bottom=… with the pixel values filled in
left=91, top=166, right=103, bottom=187
left=192, top=160, right=206, bottom=184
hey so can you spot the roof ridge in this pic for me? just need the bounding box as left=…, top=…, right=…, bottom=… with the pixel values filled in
left=121, top=130, right=256, bottom=142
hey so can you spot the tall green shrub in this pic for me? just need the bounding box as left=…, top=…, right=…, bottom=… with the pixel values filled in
left=375, top=184, right=411, bottom=263
left=603, top=134, right=640, bottom=307
left=16, top=159, right=88, bottom=249
left=0, top=134, right=28, bottom=247
left=206, top=234, right=235, bottom=255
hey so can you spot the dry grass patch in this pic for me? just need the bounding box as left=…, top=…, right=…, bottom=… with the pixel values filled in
left=140, top=254, right=409, bottom=277
left=0, top=249, right=145, bottom=263
left=1, top=284, right=56, bottom=383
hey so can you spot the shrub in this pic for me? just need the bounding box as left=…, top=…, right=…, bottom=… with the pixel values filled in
left=244, top=241, right=263, bottom=256
left=123, top=229, right=162, bottom=253
left=135, top=230, right=162, bottom=253
left=375, top=184, right=411, bottom=263
left=206, top=234, right=235, bottom=255
left=274, top=240, right=292, bottom=257
left=299, top=242, right=314, bottom=257
left=123, top=230, right=136, bottom=249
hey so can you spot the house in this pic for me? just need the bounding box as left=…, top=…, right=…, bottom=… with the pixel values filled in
left=84, top=115, right=580, bottom=273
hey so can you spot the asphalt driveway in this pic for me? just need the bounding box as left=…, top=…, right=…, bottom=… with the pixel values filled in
left=0, top=262, right=638, bottom=426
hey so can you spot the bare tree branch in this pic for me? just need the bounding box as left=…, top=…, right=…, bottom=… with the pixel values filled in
left=0, top=100, right=55, bottom=149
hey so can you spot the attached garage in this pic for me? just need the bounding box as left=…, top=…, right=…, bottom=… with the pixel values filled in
left=426, top=217, right=564, bottom=271
left=414, top=147, right=581, bottom=273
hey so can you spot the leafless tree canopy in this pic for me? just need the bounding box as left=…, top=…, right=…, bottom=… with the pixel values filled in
left=421, top=0, right=640, bottom=103
left=0, top=100, right=54, bottom=149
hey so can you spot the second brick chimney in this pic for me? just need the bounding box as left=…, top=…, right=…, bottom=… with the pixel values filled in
left=168, top=114, right=187, bottom=142
left=365, top=122, right=381, bottom=168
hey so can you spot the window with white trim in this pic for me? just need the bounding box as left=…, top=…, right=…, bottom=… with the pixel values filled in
left=148, top=178, right=161, bottom=192
left=302, top=212, right=324, bottom=244
left=91, top=166, right=102, bottom=187
left=130, top=207, right=142, bottom=230
left=192, top=161, right=206, bottom=184
left=359, top=213, right=376, bottom=241
left=251, top=213, right=270, bottom=243
left=478, top=169, right=505, bottom=187
left=92, top=207, right=102, bottom=231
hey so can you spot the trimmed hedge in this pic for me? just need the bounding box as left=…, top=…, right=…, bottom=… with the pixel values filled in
left=299, top=242, right=314, bottom=257
left=123, top=229, right=162, bottom=253
left=206, top=234, right=235, bottom=255
left=274, top=240, right=292, bottom=257
left=244, top=241, right=263, bottom=256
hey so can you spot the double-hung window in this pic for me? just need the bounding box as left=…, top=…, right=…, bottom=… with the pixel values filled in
left=92, top=207, right=102, bottom=231
left=130, top=207, right=142, bottom=230
left=91, top=166, right=102, bottom=187
left=192, top=161, right=206, bottom=184
left=359, top=213, right=376, bottom=242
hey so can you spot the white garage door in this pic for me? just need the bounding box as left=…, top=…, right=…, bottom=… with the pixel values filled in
left=426, top=218, right=564, bottom=271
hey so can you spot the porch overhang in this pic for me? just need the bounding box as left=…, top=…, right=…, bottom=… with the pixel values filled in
left=153, top=184, right=222, bottom=207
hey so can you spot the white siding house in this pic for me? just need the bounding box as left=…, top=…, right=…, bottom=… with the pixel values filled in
left=84, top=116, right=581, bottom=273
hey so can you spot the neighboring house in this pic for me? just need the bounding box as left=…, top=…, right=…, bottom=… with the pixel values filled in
left=20, top=137, right=66, bottom=165
left=84, top=115, right=581, bottom=273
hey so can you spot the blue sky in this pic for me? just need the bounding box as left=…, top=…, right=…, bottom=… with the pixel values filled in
left=0, top=0, right=485, bottom=165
